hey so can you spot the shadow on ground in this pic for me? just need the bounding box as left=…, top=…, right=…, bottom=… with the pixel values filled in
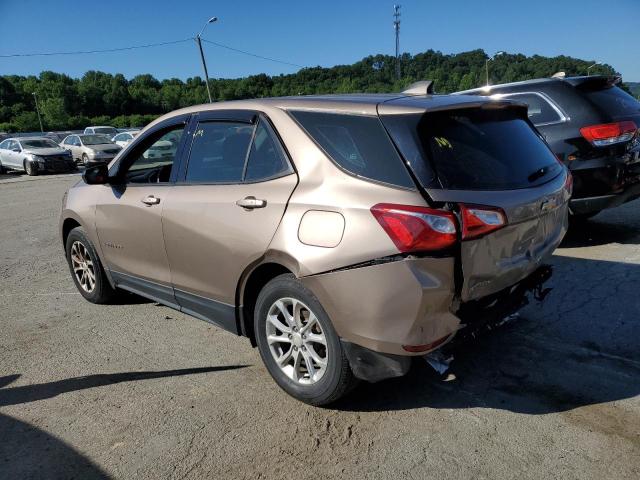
left=0, top=365, right=248, bottom=408
left=336, top=253, right=640, bottom=415
left=0, top=365, right=248, bottom=479
left=562, top=214, right=640, bottom=248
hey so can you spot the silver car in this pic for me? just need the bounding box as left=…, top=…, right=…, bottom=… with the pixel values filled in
left=84, top=126, right=118, bottom=136
left=0, top=137, right=76, bottom=175
left=60, top=134, right=122, bottom=165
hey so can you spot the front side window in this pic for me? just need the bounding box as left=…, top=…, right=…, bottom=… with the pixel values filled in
left=501, top=93, right=563, bottom=125
left=290, top=111, right=415, bottom=189
left=184, top=122, right=253, bottom=183
left=121, top=124, right=185, bottom=184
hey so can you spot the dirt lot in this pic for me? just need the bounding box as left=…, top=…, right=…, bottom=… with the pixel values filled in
left=1, top=172, right=639, bottom=480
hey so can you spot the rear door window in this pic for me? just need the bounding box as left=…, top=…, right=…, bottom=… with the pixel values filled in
left=244, top=119, right=292, bottom=182
left=290, top=111, right=415, bottom=189
left=403, top=108, right=562, bottom=190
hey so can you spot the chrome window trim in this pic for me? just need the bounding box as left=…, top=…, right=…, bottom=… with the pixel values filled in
left=490, top=91, right=569, bottom=127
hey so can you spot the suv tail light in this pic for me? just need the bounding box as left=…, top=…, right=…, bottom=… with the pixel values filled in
left=460, top=204, right=507, bottom=240
left=580, top=121, right=637, bottom=147
left=371, top=203, right=457, bottom=253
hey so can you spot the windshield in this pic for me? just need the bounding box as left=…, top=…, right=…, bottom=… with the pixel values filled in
left=383, top=108, right=562, bottom=191
left=93, top=127, right=118, bottom=135
left=21, top=139, right=60, bottom=149
left=80, top=135, right=113, bottom=146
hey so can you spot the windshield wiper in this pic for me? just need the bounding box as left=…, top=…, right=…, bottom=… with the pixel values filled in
left=528, top=166, right=550, bottom=183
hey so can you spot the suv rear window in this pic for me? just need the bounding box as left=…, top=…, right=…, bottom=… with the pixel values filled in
left=290, top=111, right=414, bottom=189
left=581, top=85, right=640, bottom=119
left=387, top=108, right=562, bottom=191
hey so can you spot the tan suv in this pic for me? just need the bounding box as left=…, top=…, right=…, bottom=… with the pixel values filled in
left=60, top=90, right=571, bottom=405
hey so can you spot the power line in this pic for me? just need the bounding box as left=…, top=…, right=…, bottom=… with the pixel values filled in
left=201, top=39, right=304, bottom=68
left=0, top=38, right=194, bottom=58
left=0, top=37, right=305, bottom=69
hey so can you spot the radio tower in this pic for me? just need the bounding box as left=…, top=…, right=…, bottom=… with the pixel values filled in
left=394, top=5, right=401, bottom=79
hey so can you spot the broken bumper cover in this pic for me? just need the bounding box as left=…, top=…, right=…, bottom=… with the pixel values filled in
left=570, top=181, right=640, bottom=215
left=308, top=262, right=553, bottom=384
left=300, top=256, right=460, bottom=357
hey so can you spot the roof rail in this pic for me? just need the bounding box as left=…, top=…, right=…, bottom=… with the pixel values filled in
left=402, top=80, right=434, bottom=96
left=551, top=71, right=566, bottom=79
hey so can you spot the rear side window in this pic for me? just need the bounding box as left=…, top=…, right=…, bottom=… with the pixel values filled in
left=500, top=93, right=564, bottom=125
left=581, top=85, right=640, bottom=119
left=416, top=109, right=562, bottom=190
left=290, top=111, right=415, bottom=189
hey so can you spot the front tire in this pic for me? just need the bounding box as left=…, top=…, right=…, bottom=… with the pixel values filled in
left=24, top=160, right=38, bottom=176
left=65, top=227, right=117, bottom=304
left=82, top=154, right=89, bottom=166
left=254, top=274, right=356, bottom=406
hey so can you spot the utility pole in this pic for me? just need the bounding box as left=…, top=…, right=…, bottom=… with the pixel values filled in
left=195, top=16, right=218, bottom=103
left=32, top=92, right=43, bottom=132
left=394, top=5, right=401, bottom=80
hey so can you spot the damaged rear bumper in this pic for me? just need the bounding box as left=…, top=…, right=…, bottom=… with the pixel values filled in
left=304, top=260, right=552, bottom=383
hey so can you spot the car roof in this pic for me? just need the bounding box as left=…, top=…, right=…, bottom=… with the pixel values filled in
left=144, top=92, right=524, bottom=130
left=88, top=125, right=115, bottom=128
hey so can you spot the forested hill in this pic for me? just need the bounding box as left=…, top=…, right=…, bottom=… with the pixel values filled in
left=0, top=48, right=631, bottom=132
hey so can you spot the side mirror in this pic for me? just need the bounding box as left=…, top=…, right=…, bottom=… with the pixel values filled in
left=11, top=147, right=20, bottom=152
left=82, top=163, right=109, bottom=185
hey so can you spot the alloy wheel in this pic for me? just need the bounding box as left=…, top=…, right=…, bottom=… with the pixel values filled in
left=266, top=297, right=328, bottom=385
left=70, top=241, right=96, bottom=293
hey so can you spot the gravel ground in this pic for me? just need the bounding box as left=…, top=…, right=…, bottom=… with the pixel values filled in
left=1, top=172, right=639, bottom=479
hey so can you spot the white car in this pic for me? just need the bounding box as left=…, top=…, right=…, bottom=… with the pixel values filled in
left=84, top=126, right=118, bottom=137
left=112, top=131, right=139, bottom=148
left=0, top=137, right=76, bottom=175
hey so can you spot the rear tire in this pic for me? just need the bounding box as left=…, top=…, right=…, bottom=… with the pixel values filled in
left=65, top=227, right=117, bottom=304
left=82, top=154, right=89, bottom=166
left=254, top=274, right=357, bottom=406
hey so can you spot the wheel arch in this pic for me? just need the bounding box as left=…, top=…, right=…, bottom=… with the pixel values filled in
left=236, top=254, right=300, bottom=346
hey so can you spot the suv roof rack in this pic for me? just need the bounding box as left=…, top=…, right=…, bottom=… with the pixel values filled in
left=402, top=81, right=434, bottom=96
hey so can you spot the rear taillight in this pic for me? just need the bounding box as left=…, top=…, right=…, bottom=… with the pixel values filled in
left=580, top=121, right=637, bottom=147
left=460, top=204, right=507, bottom=240
left=371, top=203, right=457, bottom=253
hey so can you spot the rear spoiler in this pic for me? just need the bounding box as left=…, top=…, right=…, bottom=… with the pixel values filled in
left=565, top=75, right=622, bottom=89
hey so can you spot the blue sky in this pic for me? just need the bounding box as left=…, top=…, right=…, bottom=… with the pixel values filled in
left=0, top=0, right=638, bottom=81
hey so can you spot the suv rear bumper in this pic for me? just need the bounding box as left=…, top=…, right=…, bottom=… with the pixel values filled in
left=300, top=256, right=460, bottom=357
left=331, top=265, right=553, bottom=383
left=570, top=181, right=640, bottom=215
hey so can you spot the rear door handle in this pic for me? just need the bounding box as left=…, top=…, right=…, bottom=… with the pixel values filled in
left=236, top=196, right=267, bottom=209
left=141, top=195, right=161, bottom=206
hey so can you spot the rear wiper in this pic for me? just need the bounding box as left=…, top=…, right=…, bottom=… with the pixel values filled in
left=528, top=166, right=549, bottom=182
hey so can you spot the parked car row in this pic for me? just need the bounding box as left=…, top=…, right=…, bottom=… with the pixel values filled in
left=0, top=126, right=144, bottom=175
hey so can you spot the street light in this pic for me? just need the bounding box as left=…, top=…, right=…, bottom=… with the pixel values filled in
left=32, top=92, right=44, bottom=132
left=195, top=16, right=218, bottom=103
left=485, top=51, right=505, bottom=87
left=587, top=62, right=601, bottom=76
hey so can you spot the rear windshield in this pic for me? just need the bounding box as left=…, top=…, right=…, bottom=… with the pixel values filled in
left=581, top=85, right=640, bottom=119
left=290, top=111, right=415, bottom=189
left=390, top=108, right=562, bottom=191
